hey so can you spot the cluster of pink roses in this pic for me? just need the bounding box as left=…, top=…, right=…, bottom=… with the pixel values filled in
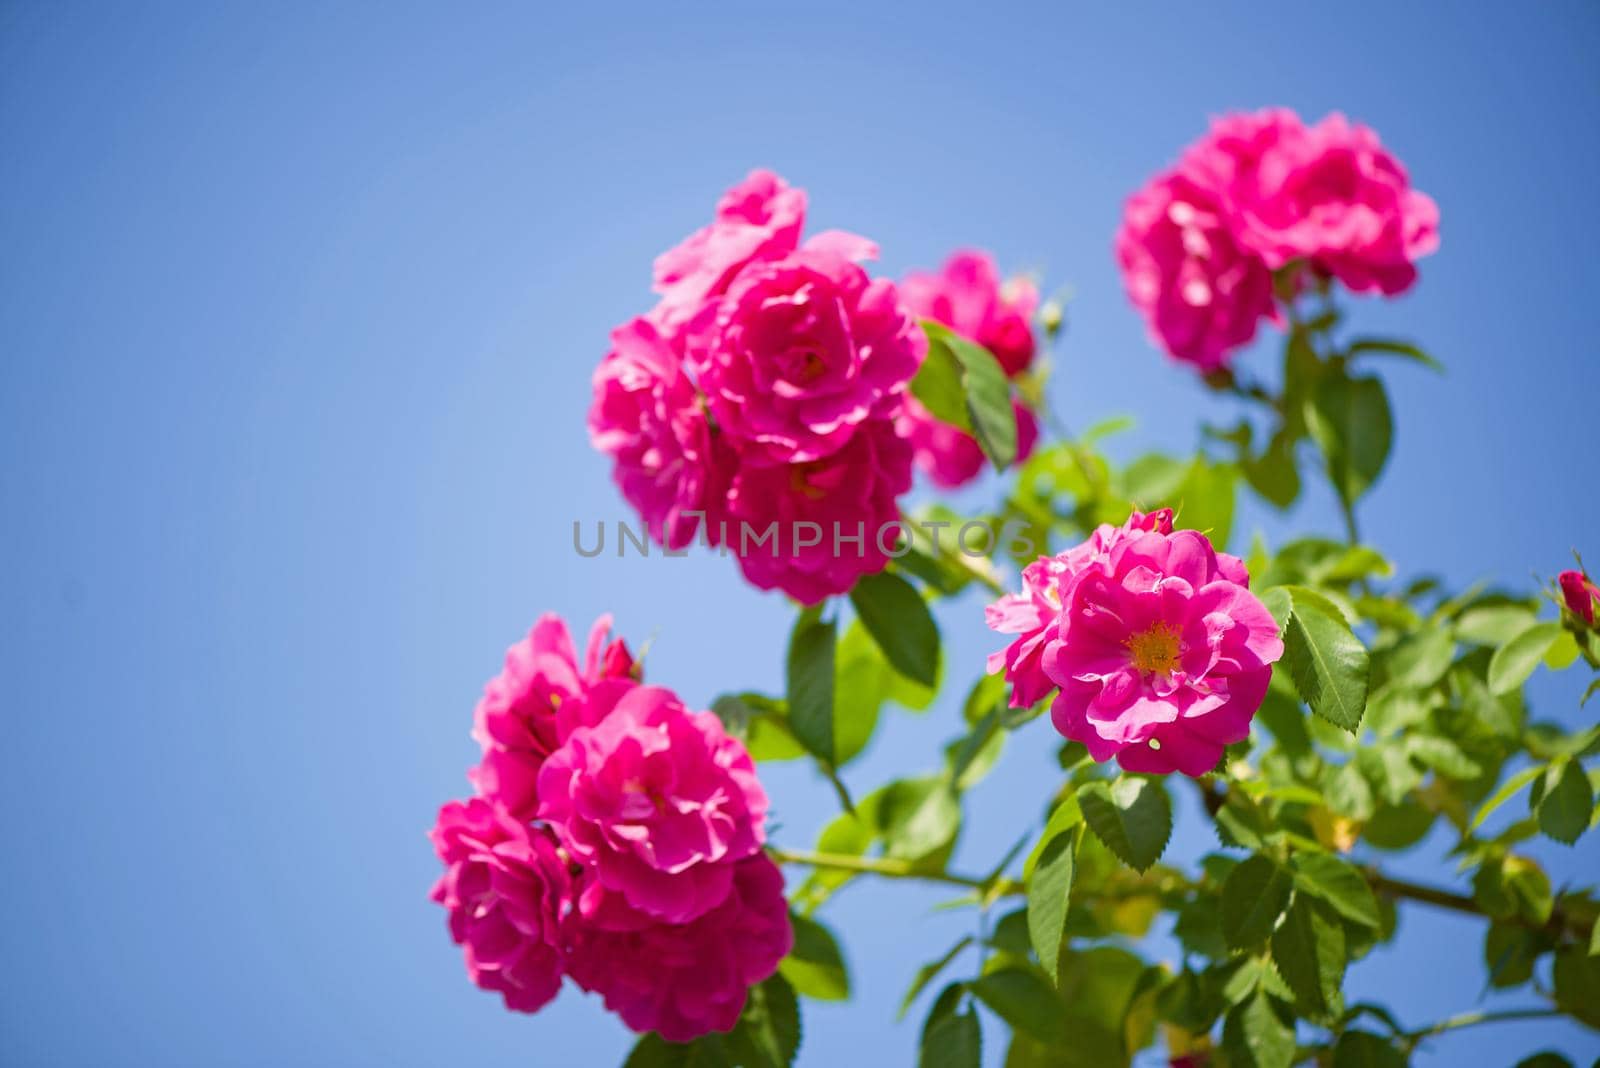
left=1116, top=108, right=1439, bottom=370
left=430, top=614, right=791, bottom=1041
left=588, top=170, right=924, bottom=604
left=589, top=171, right=1046, bottom=602
left=987, top=510, right=1284, bottom=775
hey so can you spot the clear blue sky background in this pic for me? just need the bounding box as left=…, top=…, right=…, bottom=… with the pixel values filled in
left=3, top=3, right=1597, bottom=1065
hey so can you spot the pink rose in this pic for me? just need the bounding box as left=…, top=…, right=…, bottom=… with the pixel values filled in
left=536, top=685, right=769, bottom=924
left=1040, top=519, right=1282, bottom=776
left=725, top=416, right=914, bottom=605
left=566, top=856, right=792, bottom=1042
left=588, top=316, right=733, bottom=550
left=685, top=249, right=924, bottom=465
left=469, top=614, right=636, bottom=821
left=1116, top=168, right=1278, bottom=371
left=651, top=169, right=878, bottom=331
left=429, top=799, right=573, bottom=1014
left=1559, top=569, right=1598, bottom=626
left=651, top=170, right=807, bottom=329
left=900, top=250, right=1039, bottom=378
left=1217, top=110, right=1439, bottom=296
left=898, top=396, right=1039, bottom=489
left=987, top=510, right=1174, bottom=709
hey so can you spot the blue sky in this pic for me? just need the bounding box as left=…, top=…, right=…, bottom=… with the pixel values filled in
left=2, top=3, right=1597, bottom=1064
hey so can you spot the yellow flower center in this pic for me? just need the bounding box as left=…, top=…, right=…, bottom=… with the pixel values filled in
left=789, top=463, right=828, bottom=500
left=1125, top=621, right=1182, bottom=676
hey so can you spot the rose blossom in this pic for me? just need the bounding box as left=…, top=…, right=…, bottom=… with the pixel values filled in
left=724, top=416, right=914, bottom=605
left=1116, top=167, right=1278, bottom=371
left=651, top=169, right=879, bottom=330
left=588, top=316, right=733, bottom=550
left=651, top=169, right=807, bottom=328
left=1039, top=518, right=1283, bottom=776
left=1212, top=110, right=1439, bottom=296
left=898, top=395, right=1039, bottom=489
left=429, top=798, right=573, bottom=1014
left=566, top=855, right=792, bottom=1042
left=536, top=684, right=769, bottom=924
left=1559, top=569, right=1598, bottom=626
left=469, top=614, right=636, bottom=822
left=684, top=248, right=924, bottom=465
left=987, top=509, right=1174, bottom=709
left=900, top=250, right=1039, bottom=378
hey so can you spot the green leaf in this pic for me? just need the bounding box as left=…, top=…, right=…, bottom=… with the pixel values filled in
left=1383, top=626, right=1456, bottom=689
left=1270, top=896, right=1346, bottom=1016
left=1221, top=855, right=1294, bottom=949
left=919, top=1003, right=981, bottom=1068
left=1244, top=428, right=1302, bottom=510
left=1488, top=621, right=1563, bottom=695
left=831, top=624, right=886, bottom=767
left=945, top=710, right=1004, bottom=791
left=1405, top=734, right=1483, bottom=780
left=1514, top=1055, right=1575, bottom=1068
left=1023, top=796, right=1084, bottom=882
left=1455, top=604, right=1538, bottom=647
left=623, top=1033, right=693, bottom=1068
left=725, top=974, right=801, bottom=1068
left=909, top=331, right=970, bottom=429
left=1223, top=992, right=1296, bottom=1068
left=1469, top=764, right=1545, bottom=831
left=898, top=936, right=972, bottom=1020
left=848, top=572, right=939, bottom=688
left=779, top=913, right=850, bottom=1001
left=922, top=320, right=1018, bottom=470
left=1027, top=831, right=1076, bottom=982
left=1306, top=372, right=1392, bottom=505
left=1537, top=758, right=1594, bottom=845
left=878, top=775, right=961, bottom=861
left=1553, top=946, right=1600, bottom=1028
left=1345, top=337, right=1443, bottom=372
left=1266, top=586, right=1371, bottom=732
left=971, top=967, right=1067, bottom=1044
left=1331, top=1030, right=1407, bottom=1068
left=1484, top=921, right=1540, bottom=987
left=1175, top=456, right=1238, bottom=550
left=1292, top=852, right=1381, bottom=929
left=1077, top=776, right=1172, bottom=872
left=785, top=608, right=836, bottom=764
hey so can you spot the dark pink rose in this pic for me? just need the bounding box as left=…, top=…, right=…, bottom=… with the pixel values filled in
left=566, top=856, right=792, bottom=1042
left=987, top=510, right=1174, bottom=709
left=537, top=685, right=769, bottom=924
left=588, top=316, right=734, bottom=550
left=1040, top=520, right=1282, bottom=776
left=1560, top=569, right=1598, bottom=626
left=685, top=249, right=925, bottom=465
left=724, top=416, right=914, bottom=605
left=469, top=614, right=636, bottom=822
left=429, top=799, right=573, bottom=1014
left=1213, top=110, right=1440, bottom=296
left=651, top=169, right=807, bottom=329
left=900, top=250, right=1039, bottom=378
left=1116, top=169, right=1277, bottom=371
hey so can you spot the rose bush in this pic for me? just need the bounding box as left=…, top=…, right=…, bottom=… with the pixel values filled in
left=436, top=112, right=1599, bottom=1067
